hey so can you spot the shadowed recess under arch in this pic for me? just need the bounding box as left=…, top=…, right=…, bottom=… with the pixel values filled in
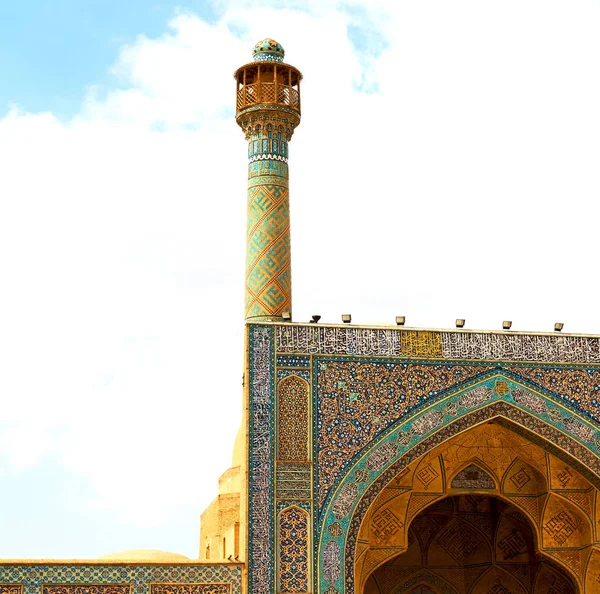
left=363, top=495, right=579, bottom=594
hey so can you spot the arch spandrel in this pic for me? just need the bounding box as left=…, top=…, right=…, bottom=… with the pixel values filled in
left=318, top=373, right=600, bottom=527
left=317, top=378, right=600, bottom=594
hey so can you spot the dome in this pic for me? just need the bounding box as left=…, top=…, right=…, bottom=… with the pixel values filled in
left=98, top=549, right=191, bottom=562
left=252, top=39, right=285, bottom=62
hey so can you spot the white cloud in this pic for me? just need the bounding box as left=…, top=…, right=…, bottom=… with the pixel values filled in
left=1, top=0, right=600, bottom=557
left=84, top=14, right=247, bottom=127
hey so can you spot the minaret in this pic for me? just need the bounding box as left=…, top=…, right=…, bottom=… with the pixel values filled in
left=235, top=39, right=302, bottom=321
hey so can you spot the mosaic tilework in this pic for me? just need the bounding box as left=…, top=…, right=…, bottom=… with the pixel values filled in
left=276, top=462, right=311, bottom=499
left=275, top=370, right=312, bottom=497
left=276, top=355, right=310, bottom=368
left=441, top=332, right=600, bottom=363
left=278, top=507, right=309, bottom=593
left=253, top=39, right=285, bottom=62
left=246, top=324, right=600, bottom=594
left=316, top=360, right=495, bottom=508
left=277, top=369, right=310, bottom=383
left=44, top=587, right=129, bottom=594
left=278, top=375, right=309, bottom=462
left=248, top=326, right=275, bottom=594
left=315, top=377, right=600, bottom=592
left=0, top=565, right=241, bottom=594
left=278, top=327, right=445, bottom=357
left=511, top=367, right=600, bottom=422
left=248, top=133, right=288, bottom=163
left=248, top=160, right=288, bottom=179
left=276, top=500, right=311, bottom=515
left=246, top=182, right=291, bottom=320
left=243, top=121, right=295, bottom=322
left=276, top=325, right=600, bottom=363
left=151, top=585, right=230, bottom=594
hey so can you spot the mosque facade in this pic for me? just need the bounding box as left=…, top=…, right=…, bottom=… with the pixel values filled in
left=3, top=39, right=600, bottom=594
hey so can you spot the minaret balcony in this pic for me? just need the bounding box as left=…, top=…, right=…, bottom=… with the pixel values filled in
left=236, top=82, right=300, bottom=111
left=235, top=62, right=302, bottom=116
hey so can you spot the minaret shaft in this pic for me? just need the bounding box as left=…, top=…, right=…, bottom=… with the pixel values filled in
left=235, top=40, right=302, bottom=321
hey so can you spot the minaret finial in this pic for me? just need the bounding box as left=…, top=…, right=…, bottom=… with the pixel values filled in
left=235, top=40, right=302, bottom=321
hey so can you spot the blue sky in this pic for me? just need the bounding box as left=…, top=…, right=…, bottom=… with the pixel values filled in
left=0, top=1, right=221, bottom=118
left=0, top=455, right=200, bottom=557
left=0, top=0, right=389, bottom=118
left=1, top=0, right=600, bottom=561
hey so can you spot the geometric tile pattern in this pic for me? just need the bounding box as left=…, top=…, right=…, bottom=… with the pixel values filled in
left=240, top=99, right=299, bottom=322
left=246, top=182, right=291, bottom=320
left=44, top=587, right=130, bottom=594
left=44, top=588, right=130, bottom=594
left=0, top=565, right=242, bottom=594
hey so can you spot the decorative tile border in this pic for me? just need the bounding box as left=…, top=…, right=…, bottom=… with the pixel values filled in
left=0, top=566, right=241, bottom=594
left=248, top=326, right=275, bottom=594
left=276, top=325, right=600, bottom=363
left=151, top=584, right=231, bottom=594
left=44, top=587, right=130, bottom=594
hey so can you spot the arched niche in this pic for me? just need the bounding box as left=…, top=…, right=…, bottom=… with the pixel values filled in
left=353, top=420, right=596, bottom=589
left=277, top=374, right=309, bottom=462
left=277, top=505, right=310, bottom=593
left=318, top=397, right=600, bottom=594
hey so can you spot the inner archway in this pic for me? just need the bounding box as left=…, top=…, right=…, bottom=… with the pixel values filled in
left=348, top=418, right=599, bottom=593
left=363, top=495, right=577, bottom=594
